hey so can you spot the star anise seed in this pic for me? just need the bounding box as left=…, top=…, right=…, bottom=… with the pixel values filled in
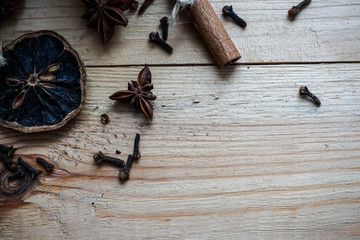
left=109, top=65, right=156, bottom=120
left=7, top=61, right=62, bottom=110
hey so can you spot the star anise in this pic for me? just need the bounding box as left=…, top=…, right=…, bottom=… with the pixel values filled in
left=109, top=65, right=156, bottom=120
left=81, top=0, right=138, bottom=44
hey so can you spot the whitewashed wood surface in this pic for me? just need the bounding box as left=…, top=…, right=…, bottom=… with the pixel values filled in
left=0, top=0, right=360, bottom=239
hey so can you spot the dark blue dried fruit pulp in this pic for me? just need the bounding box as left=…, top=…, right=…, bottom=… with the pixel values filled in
left=0, top=31, right=86, bottom=133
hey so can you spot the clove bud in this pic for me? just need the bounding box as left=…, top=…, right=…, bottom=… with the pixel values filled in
left=149, top=32, right=173, bottom=54
left=160, top=16, right=169, bottom=41
left=0, top=151, right=18, bottom=171
left=93, top=152, right=126, bottom=167
left=288, top=0, right=311, bottom=21
left=36, top=157, right=54, bottom=172
left=299, top=86, right=321, bottom=106
left=18, top=157, right=42, bottom=178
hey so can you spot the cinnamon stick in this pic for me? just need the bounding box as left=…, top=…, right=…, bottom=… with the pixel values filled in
left=186, top=0, right=241, bottom=68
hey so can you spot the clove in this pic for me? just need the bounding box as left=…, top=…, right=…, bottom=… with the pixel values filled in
left=299, top=86, right=321, bottom=106
left=118, top=133, right=141, bottom=182
left=119, top=155, right=134, bottom=182
left=133, top=133, right=141, bottom=160
left=160, top=16, right=169, bottom=41
left=93, top=151, right=126, bottom=167
left=0, top=144, right=17, bottom=157
left=288, top=0, right=311, bottom=21
left=100, top=113, right=110, bottom=124
left=7, top=168, right=25, bottom=181
left=130, top=0, right=139, bottom=10
left=18, top=157, right=42, bottom=178
left=149, top=32, right=173, bottom=53
left=36, top=157, right=54, bottom=172
left=222, top=5, right=247, bottom=28
left=138, top=0, right=154, bottom=14
left=0, top=151, right=18, bottom=171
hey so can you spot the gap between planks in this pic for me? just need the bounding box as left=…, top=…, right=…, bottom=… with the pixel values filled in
left=85, top=61, right=360, bottom=68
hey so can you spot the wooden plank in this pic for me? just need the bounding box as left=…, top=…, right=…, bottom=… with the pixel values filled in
left=0, top=0, right=359, bottom=66
left=0, top=64, right=359, bottom=239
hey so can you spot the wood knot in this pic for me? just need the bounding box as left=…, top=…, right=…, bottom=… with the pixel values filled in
left=0, top=168, right=33, bottom=198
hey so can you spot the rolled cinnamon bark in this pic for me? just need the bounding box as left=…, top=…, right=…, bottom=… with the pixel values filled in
left=186, top=0, right=241, bottom=68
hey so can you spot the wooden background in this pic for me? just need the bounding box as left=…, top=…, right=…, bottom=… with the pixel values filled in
left=1, top=0, right=360, bottom=239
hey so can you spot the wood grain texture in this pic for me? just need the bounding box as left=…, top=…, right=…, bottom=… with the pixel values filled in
left=1, top=0, right=360, bottom=238
left=1, top=64, right=360, bottom=239
left=0, top=0, right=359, bottom=66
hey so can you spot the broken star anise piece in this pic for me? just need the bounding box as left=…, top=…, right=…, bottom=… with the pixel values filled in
left=81, top=0, right=138, bottom=44
left=109, top=65, right=156, bottom=120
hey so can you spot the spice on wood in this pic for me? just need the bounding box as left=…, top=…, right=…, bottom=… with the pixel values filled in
left=299, top=86, right=321, bottom=106
left=109, top=65, right=157, bottom=120
left=18, top=157, right=42, bottom=178
left=101, top=113, right=110, bottom=124
left=81, top=0, right=138, bottom=44
left=0, top=143, right=17, bottom=157
left=0, top=31, right=86, bottom=133
left=288, top=0, right=311, bottom=22
left=36, top=157, right=55, bottom=172
left=0, top=151, right=17, bottom=171
left=131, top=1, right=139, bottom=10
left=160, top=16, right=169, bottom=41
left=93, top=152, right=126, bottom=167
left=222, top=5, right=247, bottom=28
left=7, top=168, right=25, bottom=181
left=149, top=32, right=173, bottom=54
left=119, top=133, right=141, bottom=182
left=138, top=0, right=154, bottom=14
left=132, top=133, right=141, bottom=160
left=119, top=155, right=134, bottom=182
